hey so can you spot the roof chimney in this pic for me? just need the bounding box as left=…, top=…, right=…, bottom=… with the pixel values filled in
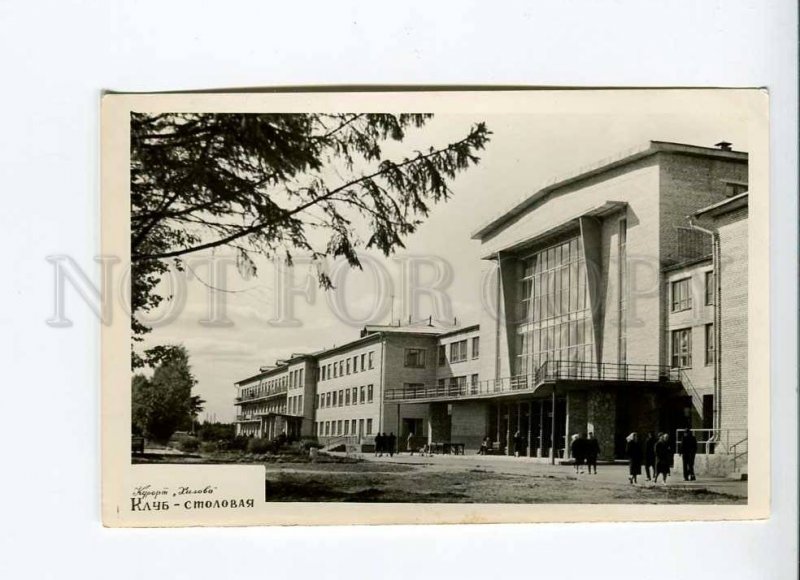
left=714, top=141, right=732, bottom=151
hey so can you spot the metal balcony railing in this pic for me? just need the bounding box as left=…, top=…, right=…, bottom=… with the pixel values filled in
left=384, top=360, right=680, bottom=402
left=236, top=385, right=288, bottom=403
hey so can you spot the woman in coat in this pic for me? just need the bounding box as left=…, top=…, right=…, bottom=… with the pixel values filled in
left=625, top=432, right=643, bottom=484
left=570, top=433, right=584, bottom=474
left=654, top=433, right=674, bottom=484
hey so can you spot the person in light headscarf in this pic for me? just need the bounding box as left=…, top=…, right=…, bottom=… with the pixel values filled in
left=625, top=432, right=643, bottom=484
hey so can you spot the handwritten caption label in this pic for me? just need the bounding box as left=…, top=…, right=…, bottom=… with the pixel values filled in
left=130, top=484, right=255, bottom=512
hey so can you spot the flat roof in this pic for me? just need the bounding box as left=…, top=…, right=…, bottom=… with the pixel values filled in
left=694, top=192, right=749, bottom=218
left=437, top=324, right=480, bottom=339
left=471, top=141, right=748, bottom=240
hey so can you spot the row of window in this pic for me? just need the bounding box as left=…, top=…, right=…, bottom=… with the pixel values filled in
left=317, top=385, right=374, bottom=408
left=437, top=337, right=480, bottom=365
left=435, top=374, right=479, bottom=390
left=316, top=418, right=373, bottom=437
left=670, top=324, right=715, bottom=369
left=287, top=394, right=303, bottom=415
left=670, top=271, right=714, bottom=313
left=318, top=351, right=375, bottom=381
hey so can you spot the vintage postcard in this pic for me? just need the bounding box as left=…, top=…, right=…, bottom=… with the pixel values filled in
left=101, top=89, right=769, bottom=526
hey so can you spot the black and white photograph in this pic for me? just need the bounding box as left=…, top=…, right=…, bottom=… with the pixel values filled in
left=105, top=90, right=768, bottom=520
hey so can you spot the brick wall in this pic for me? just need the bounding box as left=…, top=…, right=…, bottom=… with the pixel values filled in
left=717, top=207, right=748, bottom=434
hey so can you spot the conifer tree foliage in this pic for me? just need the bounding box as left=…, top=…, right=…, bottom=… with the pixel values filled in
left=131, top=346, right=198, bottom=442
left=130, top=113, right=490, bottom=367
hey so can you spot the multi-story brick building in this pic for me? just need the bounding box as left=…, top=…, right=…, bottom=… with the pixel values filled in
left=233, top=140, right=750, bottom=466
left=386, top=140, right=749, bottom=461
left=233, top=354, right=316, bottom=439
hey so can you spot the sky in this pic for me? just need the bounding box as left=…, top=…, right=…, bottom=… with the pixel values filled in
left=139, top=97, right=753, bottom=422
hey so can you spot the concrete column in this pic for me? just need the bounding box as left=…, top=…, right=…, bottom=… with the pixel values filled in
left=428, top=403, right=450, bottom=443
left=538, top=401, right=545, bottom=457
left=587, top=389, right=617, bottom=461
left=527, top=401, right=533, bottom=457
left=566, top=391, right=588, bottom=457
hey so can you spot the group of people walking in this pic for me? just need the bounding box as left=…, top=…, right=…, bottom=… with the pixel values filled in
left=374, top=432, right=396, bottom=457
left=625, top=429, right=698, bottom=484
left=569, top=432, right=601, bottom=474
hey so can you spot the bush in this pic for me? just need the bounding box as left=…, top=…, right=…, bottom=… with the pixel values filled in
left=200, top=441, right=219, bottom=453
left=228, top=435, right=250, bottom=451
left=177, top=436, right=200, bottom=452
left=247, top=437, right=277, bottom=454
left=298, top=439, right=323, bottom=451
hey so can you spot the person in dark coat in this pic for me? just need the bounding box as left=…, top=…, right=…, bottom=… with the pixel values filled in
left=654, top=433, right=674, bottom=483
left=374, top=433, right=384, bottom=457
left=680, top=428, right=698, bottom=481
left=625, top=432, right=643, bottom=484
left=513, top=431, right=524, bottom=458
left=570, top=433, right=585, bottom=474
left=644, top=432, right=657, bottom=481
left=585, top=432, right=600, bottom=474
left=387, top=432, right=396, bottom=457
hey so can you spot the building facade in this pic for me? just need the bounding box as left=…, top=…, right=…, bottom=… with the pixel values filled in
left=233, top=141, right=749, bottom=464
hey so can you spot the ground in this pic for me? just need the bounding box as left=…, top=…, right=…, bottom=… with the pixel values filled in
left=135, top=447, right=747, bottom=504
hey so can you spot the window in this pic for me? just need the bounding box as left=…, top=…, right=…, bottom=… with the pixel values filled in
left=471, top=373, right=479, bottom=389
left=326, top=392, right=331, bottom=407
left=299, top=369, right=303, bottom=385
left=724, top=181, right=748, bottom=197
left=339, top=361, right=344, bottom=375
left=705, top=323, right=715, bottom=366
left=327, top=364, right=331, bottom=379
left=366, top=419, right=373, bottom=435
left=333, top=363, right=338, bottom=378
left=358, top=418, right=364, bottom=437
left=368, top=351, right=375, bottom=369
left=404, top=348, right=426, bottom=368
left=345, top=389, right=351, bottom=405
left=450, top=340, right=468, bottom=363
left=471, top=337, right=480, bottom=359
left=438, top=345, right=446, bottom=366
left=705, top=271, right=714, bottom=305
left=352, top=386, right=358, bottom=404
left=337, top=420, right=343, bottom=435
left=353, top=356, right=358, bottom=373
left=671, top=328, right=692, bottom=368
left=437, top=378, right=445, bottom=391
left=344, top=421, right=349, bottom=435
left=332, top=391, right=337, bottom=406
left=346, top=358, right=351, bottom=374
left=360, top=385, right=366, bottom=404
left=618, top=218, right=628, bottom=364
left=360, top=353, right=366, bottom=370
left=338, top=389, right=343, bottom=406
left=351, top=419, right=357, bottom=435
left=671, top=278, right=692, bottom=312
left=325, top=421, right=330, bottom=436
left=367, top=384, right=373, bottom=403
left=320, top=366, right=325, bottom=381
left=298, top=395, right=303, bottom=412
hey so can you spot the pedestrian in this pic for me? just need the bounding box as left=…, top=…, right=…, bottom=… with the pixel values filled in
left=479, top=435, right=490, bottom=455
left=585, top=432, right=600, bottom=474
left=680, top=428, right=698, bottom=481
left=374, top=432, right=383, bottom=457
left=625, top=432, right=643, bottom=484
left=654, top=433, right=673, bottom=484
left=380, top=433, right=388, bottom=457
left=388, top=432, right=396, bottom=457
left=513, top=430, right=524, bottom=458
left=406, top=431, right=415, bottom=455
left=570, top=433, right=584, bottom=474
left=644, top=432, right=657, bottom=481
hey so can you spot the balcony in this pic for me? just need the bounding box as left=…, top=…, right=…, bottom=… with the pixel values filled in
left=384, top=360, right=681, bottom=403
left=234, top=386, right=288, bottom=404
left=235, top=414, right=262, bottom=422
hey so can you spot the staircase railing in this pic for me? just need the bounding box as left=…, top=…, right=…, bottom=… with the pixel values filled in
left=677, top=369, right=705, bottom=415
left=731, top=436, right=748, bottom=472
